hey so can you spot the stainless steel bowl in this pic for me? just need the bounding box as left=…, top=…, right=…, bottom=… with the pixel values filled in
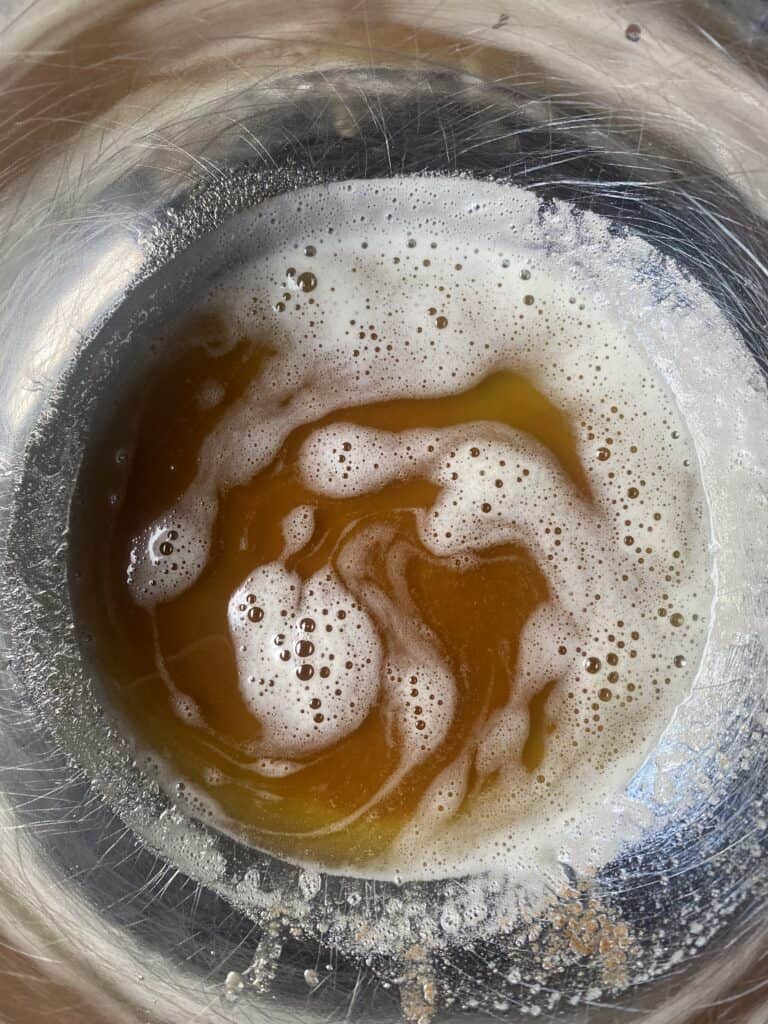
left=1, top=2, right=767, bottom=1021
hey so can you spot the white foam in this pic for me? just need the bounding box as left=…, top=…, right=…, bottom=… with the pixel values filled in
left=280, top=505, right=315, bottom=557
left=127, top=177, right=716, bottom=882
left=228, top=565, right=382, bottom=756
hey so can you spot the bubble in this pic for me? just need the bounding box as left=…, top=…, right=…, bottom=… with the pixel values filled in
left=247, top=606, right=264, bottom=622
left=584, top=657, right=602, bottom=674
left=625, top=23, right=642, bottom=41
left=670, top=612, right=684, bottom=627
left=297, top=271, right=317, bottom=292
left=597, top=447, right=611, bottom=461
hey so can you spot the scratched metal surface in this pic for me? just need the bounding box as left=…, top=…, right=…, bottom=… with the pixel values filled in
left=0, top=2, right=767, bottom=1022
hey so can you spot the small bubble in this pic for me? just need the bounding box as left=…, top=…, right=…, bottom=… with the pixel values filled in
left=670, top=612, right=684, bottom=627
left=598, top=688, right=612, bottom=702
left=313, top=712, right=325, bottom=723
left=300, top=617, right=316, bottom=632
left=159, top=541, right=174, bottom=556
left=435, top=315, right=448, bottom=329
left=304, top=245, right=316, bottom=257
left=520, top=269, right=531, bottom=280
left=627, top=487, right=639, bottom=499
left=274, top=301, right=286, bottom=312
left=296, top=640, right=314, bottom=657
left=523, top=294, right=535, bottom=306
left=470, top=447, right=481, bottom=457
left=297, top=664, right=315, bottom=681
left=597, top=447, right=611, bottom=461
left=625, top=23, right=641, bottom=41
left=481, top=502, right=492, bottom=513
left=407, top=238, right=417, bottom=248
left=584, top=656, right=601, bottom=674
left=674, top=654, right=686, bottom=668
left=606, top=653, right=619, bottom=666
left=309, top=697, right=322, bottom=709
left=247, top=606, right=264, bottom=623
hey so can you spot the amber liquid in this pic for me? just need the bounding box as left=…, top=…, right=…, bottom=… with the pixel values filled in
left=74, top=313, right=591, bottom=868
